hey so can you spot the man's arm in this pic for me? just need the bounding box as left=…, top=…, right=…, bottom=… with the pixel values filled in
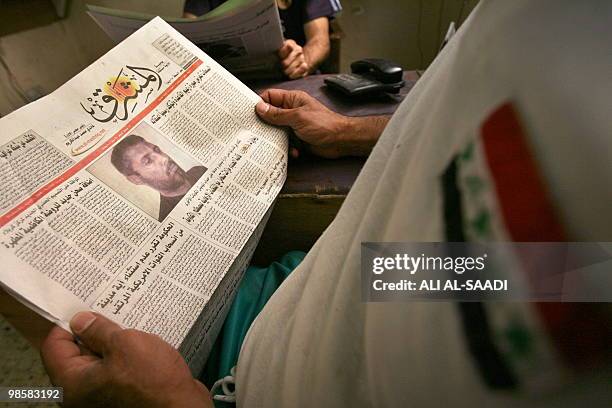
left=256, top=89, right=389, bottom=158
left=302, top=17, right=331, bottom=74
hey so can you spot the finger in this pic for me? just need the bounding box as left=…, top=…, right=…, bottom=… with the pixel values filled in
left=290, top=147, right=300, bottom=159
left=281, top=48, right=303, bottom=69
left=298, top=64, right=309, bottom=78
left=258, top=89, right=309, bottom=109
left=287, top=63, right=309, bottom=79
left=284, top=57, right=309, bottom=78
left=278, top=44, right=290, bottom=59
left=255, top=101, right=298, bottom=126
left=41, top=325, right=83, bottom=381
left=70, top=311, right=123, bottom=356
left=284, top=56, right=304, bottom=74
left=278, top=40, right=296, bottom=59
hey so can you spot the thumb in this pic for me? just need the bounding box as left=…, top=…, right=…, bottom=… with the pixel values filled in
left=256, top=101, right=296, bottom=127
left=70, top=311, right=123, bottom=356
left=278, top=40, right=293, bottom=59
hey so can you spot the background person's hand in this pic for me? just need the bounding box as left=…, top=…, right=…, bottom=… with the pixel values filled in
left=256, top=89, right=388, bottom=158
left=41, top=312, right=212, bottom=408
left=278, top=40, right=310, bottom=79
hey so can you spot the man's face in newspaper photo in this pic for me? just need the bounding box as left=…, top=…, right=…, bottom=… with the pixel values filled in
left=111, top=135, right=188, bottom=195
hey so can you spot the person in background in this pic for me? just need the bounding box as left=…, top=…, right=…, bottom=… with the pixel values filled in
left=184, top=0, right=342, bottom=79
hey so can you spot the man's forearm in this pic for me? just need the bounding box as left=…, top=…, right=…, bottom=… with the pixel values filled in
left=338, top=115, right=390, bottom=156
left=303, top=17, right=331, bottom=73
left=303, top=36, right=330, bottom=73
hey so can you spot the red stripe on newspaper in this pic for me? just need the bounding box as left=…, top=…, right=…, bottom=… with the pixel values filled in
left=0, top=59, right=203, bottom=228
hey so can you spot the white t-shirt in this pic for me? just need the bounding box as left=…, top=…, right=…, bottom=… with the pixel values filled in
left=236, top=0, right=612, bottom=406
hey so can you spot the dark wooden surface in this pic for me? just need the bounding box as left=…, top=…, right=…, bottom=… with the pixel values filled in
left=251, top=71, right=419, bottom=117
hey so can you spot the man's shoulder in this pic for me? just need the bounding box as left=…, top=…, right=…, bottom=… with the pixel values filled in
left=305, top=0, right=341, bottom=20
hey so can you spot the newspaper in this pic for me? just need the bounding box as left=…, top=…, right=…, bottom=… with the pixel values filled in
left=0, top=17, right=288, bottom=373
left=88, top=0, right=284, bottom=78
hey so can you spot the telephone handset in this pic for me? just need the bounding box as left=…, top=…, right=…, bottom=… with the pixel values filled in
left=324, top=58, right=405, bottom=97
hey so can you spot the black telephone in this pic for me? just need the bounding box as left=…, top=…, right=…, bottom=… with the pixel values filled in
left=324, top=58, right=404, bottom=97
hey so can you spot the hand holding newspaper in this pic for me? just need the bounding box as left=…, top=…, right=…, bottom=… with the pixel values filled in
left=0, top=17, right=288, bottom=374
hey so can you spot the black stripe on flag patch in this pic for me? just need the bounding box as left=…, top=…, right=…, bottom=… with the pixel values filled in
left=442, top=157, right=518, bottom=390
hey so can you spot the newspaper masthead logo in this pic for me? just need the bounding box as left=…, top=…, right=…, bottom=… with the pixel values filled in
left=80, top=65, right=162, bottom=123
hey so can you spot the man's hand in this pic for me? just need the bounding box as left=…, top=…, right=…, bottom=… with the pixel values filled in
left=278, top=17, right=331, bottom=79
left=256, top=89, right=389, bottom=158
left=41, top=312, right=212, bottom=408
left=278, top=40, right=310, bottom=79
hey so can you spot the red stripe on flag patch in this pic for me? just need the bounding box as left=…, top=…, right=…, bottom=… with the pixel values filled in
left=480, top=102, right=610, bottom=370
left=480, top=103, right=565, bottom=242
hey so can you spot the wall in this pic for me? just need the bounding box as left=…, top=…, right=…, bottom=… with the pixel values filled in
left=0, top=0, right=184, bottom=116
left=337, top=0, right=478, bottom=71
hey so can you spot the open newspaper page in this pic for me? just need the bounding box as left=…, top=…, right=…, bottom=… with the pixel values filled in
left=88, top=0, right=284, bottom=77
left=0, top=17, right=288, bottom=368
